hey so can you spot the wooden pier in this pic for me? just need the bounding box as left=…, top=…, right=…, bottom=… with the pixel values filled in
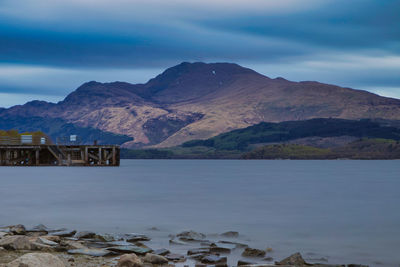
left=0, top=145, right=120, bottom=166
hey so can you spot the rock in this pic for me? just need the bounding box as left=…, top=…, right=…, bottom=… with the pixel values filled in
left=210, top=243, right=232, bottom=254
left=117, top=254, right=143, bottom=267
left=74, top=231, right=96, bottom=239
left=177, top=230, right=206, bottom=242
left=201, top=255, right=227, bottom=264
left=200, top=241, right=212, bottom=246
left=37, top=237, right=58, bottom=246
left=26, top=231, right=48, bottom=237
left=107, top=240, right=133, bottom=246
left=169, top=239, right=187, bottom=245
left=61, top=240, right=86, bottom=250
left=276, top=252, right=308, bottom=266
left=242, top=247, right=266, bottom=257
left=133, top=241, right=150, bottom=249
left=218, top=240, right=248, bottom=248
left=144, top=253, right=168, bottom=264
left=347, top=265, right=369, bottom=267
left=41, top=236, right=61, bottom=243
left=4, top=252, right=65, bottom=267
left=263, top=256, right=274, bottom=261
left=97, top=233, right=117, bottom=242
left=9, top=224, right=26, bottom=235
left=238, top=260, right=256, bottom=266
left=84, top=240, right=110, bottom=248
left=0, top=236, right=53, bottom=251
left=154, top=248, right=170, bottom=256
left=68, top=248, right=114, bottom=257
left=26, top=224, right=49, bottom=233
left=107, top=245, right=152, bottom=255
left=123, top=233, right=150, bottom=242
left=51, top=229, right=76, bottom=237
left=221, top=231, right=239, bottom=238
left=187, top=248, right=209, bottom=255
left=165, top=253, right=185, bottom=262
left=0, top=232, right=8, bottom=238
left=189, top=253, right=206, bottom=260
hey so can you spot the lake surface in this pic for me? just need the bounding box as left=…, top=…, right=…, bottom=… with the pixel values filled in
left=0, top=160, right=399, bottom=266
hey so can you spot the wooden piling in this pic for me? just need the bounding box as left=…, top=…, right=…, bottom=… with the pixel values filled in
left=0, top=145, right=119, bottom=167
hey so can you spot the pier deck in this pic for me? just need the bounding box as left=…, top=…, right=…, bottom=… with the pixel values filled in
left=0, top=145, right=120, bottom=166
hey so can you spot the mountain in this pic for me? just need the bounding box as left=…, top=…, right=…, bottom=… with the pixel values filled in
left=1, top=62, right=400, bottom=147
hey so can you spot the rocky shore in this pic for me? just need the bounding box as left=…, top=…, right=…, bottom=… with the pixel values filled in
left=0, top=224, right=369, bottom=267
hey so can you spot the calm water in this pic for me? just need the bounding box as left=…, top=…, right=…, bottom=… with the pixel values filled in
left=0, top=160, right=399, bottom=266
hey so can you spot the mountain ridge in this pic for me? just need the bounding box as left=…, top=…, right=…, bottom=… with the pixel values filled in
left=1, top=62, right=400, bottom=148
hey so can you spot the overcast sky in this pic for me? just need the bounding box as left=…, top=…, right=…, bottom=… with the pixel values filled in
left=0, top=0, right=399, bottom=107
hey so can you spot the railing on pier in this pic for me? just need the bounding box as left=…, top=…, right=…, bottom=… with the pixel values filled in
left=0, top=136, right=48, bottom=146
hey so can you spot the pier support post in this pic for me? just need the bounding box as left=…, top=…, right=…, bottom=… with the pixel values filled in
left=98, top=148, right=102, bottom=165
left=35, top=150, right=40, bottom=166
left=85, top=147, right=88, bottom=165
left=112, top=147, right=116, bottom=166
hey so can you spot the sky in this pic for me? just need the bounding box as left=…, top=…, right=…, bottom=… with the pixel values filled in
left=0, top=0, right=399, bottom=107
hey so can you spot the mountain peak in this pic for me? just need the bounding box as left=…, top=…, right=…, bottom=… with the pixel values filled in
left=140, top=62, right=263, bottom=103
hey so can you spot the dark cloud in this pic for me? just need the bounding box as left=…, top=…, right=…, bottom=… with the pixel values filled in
left=0, top=0, right=399, bottom=103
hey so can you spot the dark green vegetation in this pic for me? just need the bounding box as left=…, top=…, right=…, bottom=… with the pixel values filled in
left=122, top=118, right=400, bottom=159
left=242, top=144, right=334, bottom=159
left=182, top=118, right=400, bottom=150
left=242, top=139, right=400, bottom=159
left=0, top=116, right=132, bottom=145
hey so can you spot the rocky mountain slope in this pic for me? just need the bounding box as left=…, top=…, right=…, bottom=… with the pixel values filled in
left=1, top=62, right=400, bottom=147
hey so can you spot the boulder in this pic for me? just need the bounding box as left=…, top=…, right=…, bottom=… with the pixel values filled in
left=74, top=231, right=96, bottom=239
left=144, top=253, right=168, bottom=264
left=97, top=233, right=117, bottom=242
left=218, top=240, right=248, bottom=248
left=187, top=248, right=209, bottom=255
left=169, top=239, right=187, bottom=245
left=242, top=247, right=266, bottom=257
left=153, top=248, right=170, bottom=256
left=117, top=253, right=143, bottom=267
left=276, top=252, right=308, bottom=266
left=107, top=245, right=152, bottom=255
left=210, top=243, right=232, bottom=254
left=177, top=230, right=206, bottom=241
left=0, top=236, right=53, bottom=251
left=107, top=240, right=133, bottom=246
left=123, top=233, right=150, bottom=242
left=61, top=240, right=86, bottom=250
left=201, top=255, right=227, bottom=264
left=165, top=253, right=185, bottom=262
left=51, top=229, right=76, bottom=237
left=41, top=236, right=61, bottom=243
left=9, top=225, right=26, bottom=235
left=238, top=260, right=256, bottom=266
left=36, top=237, right=58, bottom=246
left=68, top=248, right=114, bottom=257
left=221, top=231, right=239, bottom=238
left=26, top=224, right=49, bottom=233
left=4, top=252, right=65, bottom=267
left=0, top=232, right=8, bottom=238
